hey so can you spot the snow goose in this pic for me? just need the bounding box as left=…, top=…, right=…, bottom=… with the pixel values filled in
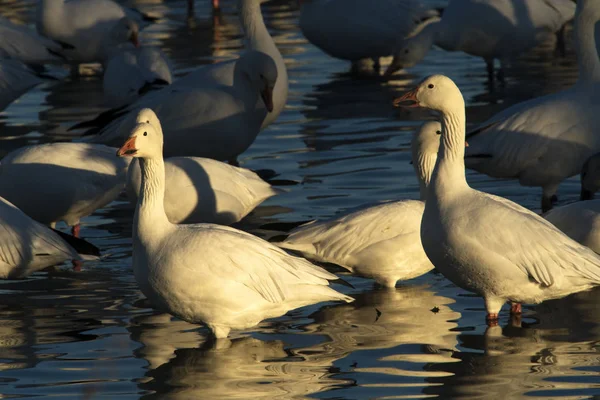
left=463, top=0, right=600, bottom=212
left=36, top=0, right=155, bottom=64
left=78, top=50, right=277, bottom=163
left=116, top=108, right=352, bottom=339
left=0, top=196, right=99, bottom=279
left=103, top=44, right=173, bottom=107
left=0, top=143, right=130, bottom=237
left=299, top=0, right=439, bottom=74
left=126, top=155, right=282, bottom=225
left=394, top=74, right=600, bottom=324
left=274, top=121, right=442, bottom=287
left=0, top=59, right=50, bottom=112
left=386, top=0, right=575, bottom=84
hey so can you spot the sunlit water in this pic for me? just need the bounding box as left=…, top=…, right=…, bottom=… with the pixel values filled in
left=0, top=0, right=599, bottom=398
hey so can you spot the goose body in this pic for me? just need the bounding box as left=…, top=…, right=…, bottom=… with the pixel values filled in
left=36, top=0, right=150, bottom=63
left=126, top=156, right=281, bottom=225
left=117, top=108, right=352, bottom=339
left=103, top=46, right=173, bottom=107
left=463, top=0, right=600, bottom=211
left=544, top=200, right=600, bottom=254
left=0, top=197, right=98, bottom=279
left=386, top=0, right=575, bottom=78
left=299, top=0, right=438, bottom=72
left=0, top=59, right=46, bottom=112
left=395, top=73, right=600, bottom=323
left=276, top=121, right=441, bottom=287
left=0, top=16, right=67, bottom=65
left=0, top=143, right=130, bottom=233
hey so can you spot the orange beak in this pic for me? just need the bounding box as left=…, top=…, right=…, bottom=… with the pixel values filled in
left=131, top=31, right=140, bottom=48
left=393, top=87, right=420, bottom=108
left=465, top=141, right=469, bottom=147
left=116, top=136, right=137, bottom=157
left=261, top=86, right=274, bottom=113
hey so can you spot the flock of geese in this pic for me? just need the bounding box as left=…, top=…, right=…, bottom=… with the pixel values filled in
left=0, top=0, right=600, bottom=340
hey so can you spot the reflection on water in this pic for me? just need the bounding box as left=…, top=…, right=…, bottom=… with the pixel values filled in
left=0, top=0, right=598, bottom=398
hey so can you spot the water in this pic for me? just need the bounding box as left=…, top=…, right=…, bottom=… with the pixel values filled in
left=0, top=0, right=599, bottom=398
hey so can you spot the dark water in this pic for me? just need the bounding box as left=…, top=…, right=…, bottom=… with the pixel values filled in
left=0, top=0, right=599, bottom=398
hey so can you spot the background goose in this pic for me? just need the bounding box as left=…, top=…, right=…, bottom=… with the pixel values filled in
left=463, top=0, right=600, bottom=212
left=127, top=156, right=282, bottom=225
left=0, top=143, right=130, bottom=237
left=386, top=0, right=576, bottom=84
left=275, top=121, right=442, bottom=287
left=116, top=108, right=352, bottom=339
left=0, top=197, right=100, bottom=279
left=395, top=74, right=600, bottom=324
left=299, top=0, right=439, bottom=74
left=0, top=59, right=49, bottom=112
left=36, top=0, right=155, bottom=64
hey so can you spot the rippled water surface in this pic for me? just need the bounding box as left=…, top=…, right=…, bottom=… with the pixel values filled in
left=0, top=0, right=599, bottom=398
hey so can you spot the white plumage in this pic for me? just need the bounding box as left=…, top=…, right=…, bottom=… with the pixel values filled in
left=0, top=59, right=46, bottom=112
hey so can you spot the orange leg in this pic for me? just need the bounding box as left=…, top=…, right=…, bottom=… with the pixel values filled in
left=486, top=313, right=499, bottom=327
left=71, top=224, right=80, bottom=238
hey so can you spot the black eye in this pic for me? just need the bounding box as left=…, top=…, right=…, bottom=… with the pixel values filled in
left=143, top=132, right=148, bottom=136
left=436, top=130, right=441, bottom=135
left=404, top=49, right=410, bottom=54
left=428, top=84, right=434, bottom=89
left=146, top=120, right=150, bottom=123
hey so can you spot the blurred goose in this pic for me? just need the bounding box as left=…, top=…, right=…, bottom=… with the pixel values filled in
left=0, top=143, right=131, bottom=237
left=103, top=44, right=173, bottom=107
left=299, top=0, right=439, bottom=74
left=463, top=0, right=600, bottom=212
left=394, top=74, right=600, bottom=324
left=0, top=16, right=70, bottom=65
left=116, top=108, right=352, bottom=339
left=36, top=0, right=155, bottom=64
left=0, top=196, right=99, bottom=279
left=127, top=154, right=282, bottom=225
left=386, top=0, right=575, bottom=83
left=275, top=121, right=442, bottom=287
left=544, top=153, right=600, bottom=254
left=0, top=59, right=49, bottom=112
left=78, top=50, right=277, bottom=163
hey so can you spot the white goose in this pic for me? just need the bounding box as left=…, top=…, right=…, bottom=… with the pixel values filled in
left=0, top=196, right=99, bottom=279
left=299, top=0, right=439, bottom=74
left=36, top=0, right=155, bottom=64
left=463, top=0, right=600, bottom=212
left=275, top=121, right=441, bottom=287
left=544, top=153, right=600, bottom=254
left=386, top=0, right=575, bottom=83
left=79, top=50, right=277, bottom=163
left=0, top=59, right=48, bottom=112
left=127, top=153, right=282, bottom=225
left=116, top=108, right=352, bottom=339
left=0, top=143, right=131, bottom=237
left=394, top=74, right=600, bottom=324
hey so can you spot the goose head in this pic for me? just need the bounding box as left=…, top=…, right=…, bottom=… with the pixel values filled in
left=393, top=75, right=463, bottom=114
left=117, top=109, right=163, bottom=159
left=236, top=51, right=278, bottom=112
left=106, top=17, right=140, bottom=50
left=581, top=153, right=600, bottom=200
left=412, top=121, right=441, bottom=200
left=385, top=19, right=439, bottom=77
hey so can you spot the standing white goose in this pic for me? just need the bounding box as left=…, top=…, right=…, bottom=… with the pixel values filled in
left=116, top=108, right=352, bottom=339
left=126, top=154, right=282, bottom=225
left=0, top=59, right=49, bottom=112
left=386, top=0, right=575, bottom=83
left=36, top=0, right=154, bottom=64
left=299, top=0, right=439, bottom=74
left=0, top=197, right=99, bottom=279
left=462, top=0, right=600, bottom=212
left=0, top=143, right=131, bottom=237
left=275, top=121, right=442, bottom=287
left=394, top=74, right=600, bottom=324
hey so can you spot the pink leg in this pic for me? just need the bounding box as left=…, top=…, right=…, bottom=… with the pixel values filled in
left=486, top=313, right=499, bottom=327
left=72, top=260, right=82, bottom=272
left=510, top=302, right=522, bottom=314
left=212, top=0, right=219, bottom=10
left=71, top=224, right=80, bottom=238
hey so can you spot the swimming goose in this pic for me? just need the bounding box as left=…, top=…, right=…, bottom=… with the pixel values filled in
left=275, top=121, right=442, bottom=287
left=299, top=0, right=439, bottom=74
left=0, top=143, right=131, bottom=237
left=127, top=155, right=282, bottom=225
left=36, top=0, right=155, bottom=64
left=394, top=74, right=600, bottom=324
left=116, top=108, right=352, bottom=339
left=0, top=59, right=49, bottom=112
left=0, top=196, right=99, bottom=279
left=463, top=0, right=600, bottom=212
left=386, top=0, right=575, bottom=84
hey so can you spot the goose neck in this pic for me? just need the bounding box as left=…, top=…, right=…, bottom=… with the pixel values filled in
left=414, top=152, right=437, bottom=201
left=575, top=11, right=600, bottom=84
left=135, top=157, right=170, bottom=235
left=239, top=0, right=270, bottom=49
